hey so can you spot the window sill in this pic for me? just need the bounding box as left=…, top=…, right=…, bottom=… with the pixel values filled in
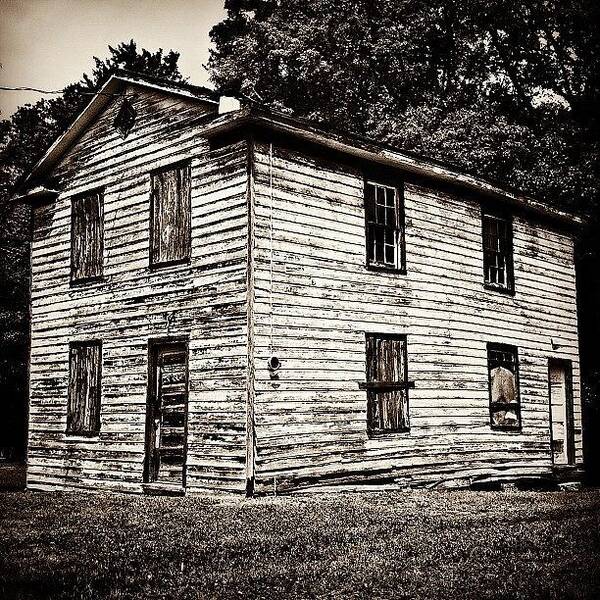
left=484, top=283, right=515, bottom=296
left=366, top=263, right=406, bottom=275
left=490, top=425, right=522, bottom=432
left=149, top=257, right=191, bottom=271
left=70, top=276, right=104, bottom=287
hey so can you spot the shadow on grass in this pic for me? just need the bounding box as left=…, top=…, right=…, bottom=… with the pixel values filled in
left=0, top=463, right=26, bottom=492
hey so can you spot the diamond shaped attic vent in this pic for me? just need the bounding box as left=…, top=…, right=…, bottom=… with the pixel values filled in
left=113, top=98, right=136, bottom=137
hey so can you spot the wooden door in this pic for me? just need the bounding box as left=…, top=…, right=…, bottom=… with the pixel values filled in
left=145, top=342, right=189, bottom=487
left=549, top=359, right=574, bottom=466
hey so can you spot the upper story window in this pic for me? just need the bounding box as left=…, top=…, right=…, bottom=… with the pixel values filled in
left=150, top=162, right=192, bottom=268
left=71, top=189, right=103, bottom=283
left=67, top=341, right=102, bottom=436
left=487, top=343, right=521, bottom=430
left=363, top=333, right=411, bottom=435
left=365, top=180, right=405, bottom=272
left=482, top=210, right=514, bottom=292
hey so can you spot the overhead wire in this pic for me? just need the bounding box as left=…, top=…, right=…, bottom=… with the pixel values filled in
left=0, top=85, right=126, bottom=97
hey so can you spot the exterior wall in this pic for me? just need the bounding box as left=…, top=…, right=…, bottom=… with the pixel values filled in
left=27, top=86, right=249, bottom=493
left=251, top=141, right=582, bottom=492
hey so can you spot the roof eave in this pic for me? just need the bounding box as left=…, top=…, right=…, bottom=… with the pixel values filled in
left=203, top=109, right=582, bottom=228
left=19, top=76, right=123, bottom=192
left=12, top=185, right=60, bottom=203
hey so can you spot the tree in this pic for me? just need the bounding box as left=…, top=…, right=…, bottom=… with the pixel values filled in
left=209, top=0, right=600, bottom=479
left=0, top=40, right=185, bottom=459
left=209, top=1, right=599, bottom=206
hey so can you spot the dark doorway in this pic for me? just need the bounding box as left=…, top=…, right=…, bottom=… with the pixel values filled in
left=144, top=341, right=189, bottom=489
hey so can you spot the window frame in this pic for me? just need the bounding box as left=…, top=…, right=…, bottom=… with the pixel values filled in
left=70, top=188, right=104, bottom=285
left=66, top=340, right=102, bottom=437
left=487, top=342, right=522, bottom=431
left=481, top=208, right=514, bottom=294
left=149, top=160, right=192, bottom=269
left=363, top=333, right=412, bottom=436
left=364, top=177, right=406, bottom=274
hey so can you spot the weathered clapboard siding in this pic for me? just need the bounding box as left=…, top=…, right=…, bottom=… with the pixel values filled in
left=250, top=141, right=582, bottom=492
left=27, top=85, right=249, bottom=494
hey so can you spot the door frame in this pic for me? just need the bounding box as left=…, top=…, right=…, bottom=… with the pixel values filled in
left=547, top=357, right=575, bottom=466
left=143, top=336, right=190, bottom=487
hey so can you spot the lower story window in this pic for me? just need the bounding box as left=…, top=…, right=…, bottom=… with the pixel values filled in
left=67, top=341, right=102, bottom=436
left=487, top=343, right=521, bottom=430
left=363, top=334, right=411, bottom=434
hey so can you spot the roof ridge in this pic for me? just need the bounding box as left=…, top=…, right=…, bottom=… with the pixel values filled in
left=107, top=68, right=219, bottom=100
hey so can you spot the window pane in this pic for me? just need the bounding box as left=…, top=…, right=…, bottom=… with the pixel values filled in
left=375, top=186, right=386, bottom=224
left=370, top=224, right=385, bottom=263
left=384, top=241, right=395, bottom=265
left=386, top=206, right=395, bottom=228
left=491, top=408, right=520, bottom=428
left=376, top=201, right=386, bottom=225
left=386, top=187, right=395, bottom=207
left=490, top=366, right=516, bottom=403
left=497, top=266, right=505, bottom=285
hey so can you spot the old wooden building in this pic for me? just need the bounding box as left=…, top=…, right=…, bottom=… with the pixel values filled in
left=17, top=71, right=584, bottom=495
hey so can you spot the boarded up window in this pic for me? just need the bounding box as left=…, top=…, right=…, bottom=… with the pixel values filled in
left=67, top=341, right=102, bottom=436
left=366, top=334, right=410, bottom=433
left=365, top=181, right=405, bottom=271
left=487, top=343, right=521, bottom=429
left=71, top=190, right=103, bottom=282
left=482, top=212, right=513, bottom=291
left=150, top=163, right=191, bottom=266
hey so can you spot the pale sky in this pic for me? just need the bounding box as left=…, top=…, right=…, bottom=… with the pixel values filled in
left=0, top=0, right=227, bottom=118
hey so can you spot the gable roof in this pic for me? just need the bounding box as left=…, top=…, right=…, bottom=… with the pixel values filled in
left=18, top=70, right=218, bottom=193
left=17, top=71, right=581, bottom=227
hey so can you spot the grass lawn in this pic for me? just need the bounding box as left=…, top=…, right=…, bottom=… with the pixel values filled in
left=1, top=489, right=600, bottom=599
